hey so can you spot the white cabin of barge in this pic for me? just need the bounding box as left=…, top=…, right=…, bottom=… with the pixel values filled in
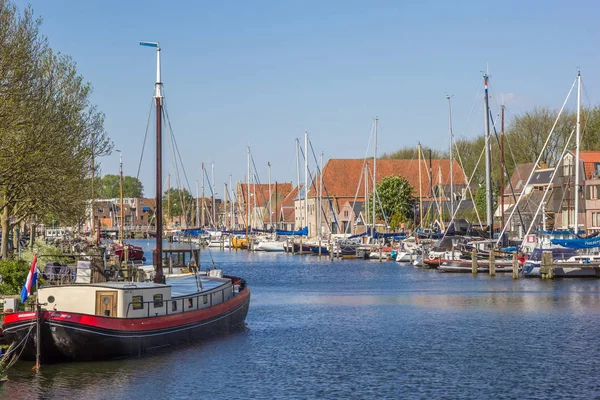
left=38, top=278, right=235, bottom=318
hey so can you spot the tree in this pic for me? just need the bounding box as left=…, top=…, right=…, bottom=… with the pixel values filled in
left=474, top=183, right=498, bottom=221
left=97, top=175, right=144, bottom=198
left=366, top=175, right=416, bottom=230
left=163, top=188, right=193, bottom=225
left=381, top=146, right=446, bottom=160
left=0, top=2, right=112, bottom=257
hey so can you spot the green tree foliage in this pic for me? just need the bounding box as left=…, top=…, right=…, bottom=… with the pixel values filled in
left=381, top=146, right=446, bottom=160
left=0, top=2, right=112, bottom=257
left=367, top=175, right=416, bottom=230
left=97, top=175, right=144, bottom=198
left=163, top=188, right=193, bottom=224
left=474, top=184, right=498, bottom=220
left=0, top=259, right=29, bottom=295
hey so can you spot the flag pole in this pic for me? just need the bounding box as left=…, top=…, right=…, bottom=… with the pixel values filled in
left=34, top=252, right=41, bottom=371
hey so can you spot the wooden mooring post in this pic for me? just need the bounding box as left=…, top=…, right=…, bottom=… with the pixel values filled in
left=512, top=250, right=519, bottom=279
left=489, top=251, right=496, bottom=276
left=471, top=249, right=478, bottom=274
left=540, top=251, right=553, bottom=279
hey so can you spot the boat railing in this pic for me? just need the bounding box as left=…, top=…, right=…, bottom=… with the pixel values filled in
left=123, top=279, right=245, bottom=318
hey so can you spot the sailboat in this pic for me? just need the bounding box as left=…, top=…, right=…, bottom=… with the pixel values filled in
left=2, top=42, right=250, bottom=363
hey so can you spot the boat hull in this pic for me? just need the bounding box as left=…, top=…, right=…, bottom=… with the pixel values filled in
left=3, top=287, right=250, bottom=363
left=439, top=260, right=517, bottom=273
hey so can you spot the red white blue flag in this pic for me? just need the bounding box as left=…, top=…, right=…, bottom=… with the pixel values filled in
left=20, top=254, right=38, bottom=303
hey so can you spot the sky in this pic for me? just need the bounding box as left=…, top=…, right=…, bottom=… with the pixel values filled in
left=17, top=0, right=600, bottom=199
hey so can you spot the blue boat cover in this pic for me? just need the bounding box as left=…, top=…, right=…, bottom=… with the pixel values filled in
left=551, top=237, right=600, bottom=249
left=276, top=226, right=308, bottom=236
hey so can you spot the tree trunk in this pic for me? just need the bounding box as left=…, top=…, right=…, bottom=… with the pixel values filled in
left=1, top=204, right=11, bottom=259
left=12, top=222, right=19, bottom=252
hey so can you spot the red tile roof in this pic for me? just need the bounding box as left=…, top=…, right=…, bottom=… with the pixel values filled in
left=308, top=158, right=465, bottom=199
left=578, top=151, right=600, bottom=179
left=238, top=183, right=293, bottom=207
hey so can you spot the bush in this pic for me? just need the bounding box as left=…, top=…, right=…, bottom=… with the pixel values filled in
left=0, top=259, right=30, bottom=295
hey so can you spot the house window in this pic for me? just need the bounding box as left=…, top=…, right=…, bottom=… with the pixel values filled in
left=595, top=163, right=600, bottom=177
left=344, top=210, right=349, bottom=217
left=591, top=186, right=598, bottom=200
left=153, top=294, right=163, bottom=308
left=132, top=295, right=143, bottom=310
left=563, top=155, right=573, bottom=177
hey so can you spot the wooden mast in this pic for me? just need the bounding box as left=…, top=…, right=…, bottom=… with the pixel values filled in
left=140, top=41, right=163, bottom=283
left=418, top=142, right=423, bottom=231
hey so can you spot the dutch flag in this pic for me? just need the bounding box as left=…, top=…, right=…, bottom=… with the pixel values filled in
left=20, top=254, right=38, bottom=303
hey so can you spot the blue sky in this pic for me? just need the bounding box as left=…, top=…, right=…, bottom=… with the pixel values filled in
left=18, top=0, right=600, bottom=198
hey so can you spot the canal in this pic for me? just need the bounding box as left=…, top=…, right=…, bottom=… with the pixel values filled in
left=2, top=242, right=600, bottom=399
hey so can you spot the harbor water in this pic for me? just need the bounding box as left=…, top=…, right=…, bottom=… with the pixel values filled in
left=2, top=240, right=600, bottom=399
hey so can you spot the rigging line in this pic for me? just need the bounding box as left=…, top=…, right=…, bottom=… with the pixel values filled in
left=438, top=145, right=485, bottom=243
left=136, top=96, right=156, bottom=180
left=523, top=127, right=575, bottom=240
left=307, top=140, right=337, bottom=234
left=163, top=98, right=194, bottom=199
left=451, top=135, right=483, bottom=227
left=300, top=144, right=337, bottom=233
left=459, top=77, right=484, bottom=138
left=202, top=166, right=217, bottom=227
left=298, top=145, right=328, bottom=227
left=248, top=153, right=269, bottom=229
left=489, top=107, right=526, bottom=231
left=161, top=103, right=191, bottom=229
left=497, top=77, right=577, bottom=245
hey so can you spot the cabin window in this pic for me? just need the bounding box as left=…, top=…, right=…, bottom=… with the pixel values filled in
left=188, top=298, right=194, bottom=308
left=172, top=301, right=178, bottom=312
left=132, top=295, right=143, bottom=310
left=153, top=294, right=163, bottom=308
left=203, top=295, right=208, bottom=304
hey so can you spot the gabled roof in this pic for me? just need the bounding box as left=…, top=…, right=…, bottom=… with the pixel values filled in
left=504, top=163, right=555, bottom=195
left=308, top=158, right=465, bottom=198
left=277, top=185, right=302, bottom=222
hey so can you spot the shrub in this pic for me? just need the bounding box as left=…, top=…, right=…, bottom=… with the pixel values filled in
left=0, top=259, right=30, bottom=295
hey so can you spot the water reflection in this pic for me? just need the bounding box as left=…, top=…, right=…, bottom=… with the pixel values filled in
left=3, top=249, right=600, bottom=399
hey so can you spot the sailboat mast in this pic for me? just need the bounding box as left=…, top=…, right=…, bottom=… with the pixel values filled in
left=167, top=174, right=171, bottom=227
left=140, top=40, right=163, bottom=283
left=201, top=163, right=205, bottom=228
left=574, top=71, right=582, bottom=232
left=304, top=132, right=308, bottom=232
left=119, top=151, right=124, bottom=245
left=91, top=147, right=95, bottom=240
left=295, top=139, right=301, bottom=229
left=500, top=105, right=505, bottom=229
left=195, top=180, right=199, bottom=228
left=268, top=162, right=272, bottom=231
left=211, top=162, right=216, bottom=228
left=229, top=175, right=234, bottom=230
left=247, top=146, right=250, bottom=237
left=319, top=152, right=323, bottom=239
left=483, top=74, right=493, bottom=239
left=373, top=117, right=378, bottom=233
left=418, top=142, right=423, bottom=228
left=447, top=95, right=454, bottom=218
left=364, top=164, right=369, bottom=231
left=224, top=183, right=228, bottom=230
